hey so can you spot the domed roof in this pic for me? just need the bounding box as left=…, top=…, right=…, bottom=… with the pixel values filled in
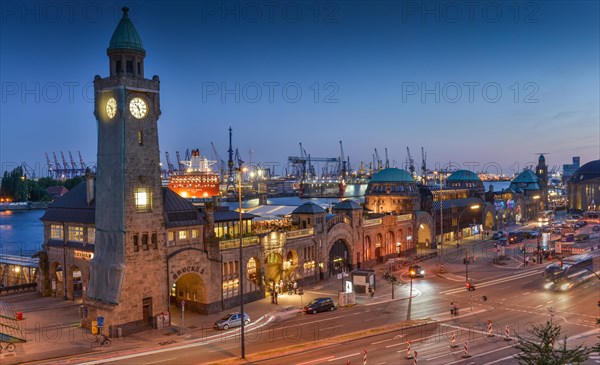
left=108, top=7, right=145, bottom=52
left=447, top=170, right=481, bottom=182
left=334, top=200, right=362, bottom=210
left=512, top=169, right=539, bottom=183
left=292, top=202, right=326, bottom=214
left=571, top=160, right=600, bottom=183
left=370, top=168, right=414, bottom=183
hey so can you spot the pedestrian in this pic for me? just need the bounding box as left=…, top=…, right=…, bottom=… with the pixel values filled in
left=279, top=279, right=284, bottom=295
left=454, top=302, right=459, bottom=315
left=288, top=282, right=292, bottom=295
left=525, top=256, right=530, bottom=266
left=450, top=302, right=455, bottom=315
left=270, top=289, right=275, bottom=304
left=369, top=285, right=375, bottom=299
left=293, top=281, right=298, bottom=294
left=274, top=290, right=278, bottom=304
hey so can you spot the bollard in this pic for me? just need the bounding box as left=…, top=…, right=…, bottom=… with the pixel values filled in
left=462, top=341, right=471, bottom=358
left=405, top=339, right=413, bottom=359
left=504, top=325, right=512, bottom=341
left=487, top=320, right=494, bottom=337
left=450, top=331, right=458, bottom=348
left=413, top=350, right=418, bottom=364
left=363, top=348, right=367, bottom=365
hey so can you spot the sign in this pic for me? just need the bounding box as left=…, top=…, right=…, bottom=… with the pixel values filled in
left=345, top=281, right=353, bottom=293
left=97, top=316, right=104, bottom=328
left=171, top=265, right=205, bottom=281
left=555, top=242, right=562, bottom=254
left=74, top=250, right=94, bottom=260
left=397, top=214, right=412, bottom=222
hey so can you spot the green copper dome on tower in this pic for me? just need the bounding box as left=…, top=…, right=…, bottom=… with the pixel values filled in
left=108, top=7, right=145, bottom=52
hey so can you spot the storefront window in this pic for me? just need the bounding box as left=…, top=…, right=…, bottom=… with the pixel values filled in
left=50, top=225, right=63, bottom=239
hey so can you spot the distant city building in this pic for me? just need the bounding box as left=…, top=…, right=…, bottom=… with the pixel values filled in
left=567, top=159, right=600, bottom=212
left=563, top=156, right=581, bottom=183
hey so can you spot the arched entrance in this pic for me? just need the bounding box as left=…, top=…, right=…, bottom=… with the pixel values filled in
left=484, top=211, right=494, bottom=229
left=284, top=250, right=299, bottom=281
left=375, top=233, right=383, bottom=258
left=328, top=240, right=350, bottom=275
left=417, top=223, right=432, bottom=250
left=265, top=253, right=283, bottom=285
left=365, top=235, right=372, bottom=260
left=170, top=273, right=207, bottom=313
left=246, top=257, right=261, bottom=288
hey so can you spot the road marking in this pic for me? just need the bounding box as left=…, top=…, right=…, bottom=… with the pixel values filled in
left=444, top=345, right=515, bottom=365
left=145, top=358, right=177, bottom=364
left=297, top=356, right=336, bottom=365
left=371, top=334, right=404, bottom=345
left=320, top=325, right=343, bottom=331
left=328, top=352, right=360, bottom=361
left=482, top=353, right=520, bottom=364
left=425, top=349, right=464, bottom=361
left=440, top=270, right=543, bottom=295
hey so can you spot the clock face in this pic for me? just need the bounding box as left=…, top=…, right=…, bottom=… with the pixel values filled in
left=106, top=98, right=117, bottom=119
left=129, top=97, right=148, bottom=119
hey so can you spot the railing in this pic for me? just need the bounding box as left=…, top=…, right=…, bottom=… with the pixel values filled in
left=219, top=236, right=260, bottom=251
left=0, top=283, right=37, bottom=295
left=363, top=218, right=382, bottom=227
left=285, top=228, right=314, bottom=239
left=0, top=255, right=38, bottom=267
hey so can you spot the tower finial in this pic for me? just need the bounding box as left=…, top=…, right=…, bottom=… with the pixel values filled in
left=122, top=7, right=129, bottom=15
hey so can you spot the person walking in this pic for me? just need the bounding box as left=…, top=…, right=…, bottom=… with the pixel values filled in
left=450, top=302, right=455, bottom=315
left=274, top=290, right=278, bottom=304
left=293, top=281, right=298, bottom=294
left=525, top=256, right=530, bottom=267
left=369, top=285, right=375, bottom=300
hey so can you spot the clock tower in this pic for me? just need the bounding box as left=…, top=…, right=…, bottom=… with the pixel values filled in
left=87, top=7, right=167, bottom=333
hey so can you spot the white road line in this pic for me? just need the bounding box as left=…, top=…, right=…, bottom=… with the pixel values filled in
left=445, top=345, right=515, bottom=365
left=440, top=270, right=543, bottom=295
left=144, top=358, right=177, bottom=364
left=425, top=349, right=464, bottom=361
left=482, top=353, right=520, bottom=364
left=371, top=334, right=404, bottom=345
left=320, top=325, right=343, bottom=331
left=328, top=352, right=360, bottom=361
left=297, top=356, right=336, bottom=365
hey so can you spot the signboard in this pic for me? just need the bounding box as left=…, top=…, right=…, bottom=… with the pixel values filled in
left=555, top=242, right=562, bottom=254
left=345, top=281, right=353, bottom=293
left=74, top=250, right=93, bottom=260
left=542, top=233, right=550, bottom=248
left=97, top=316, right=104, bottom=328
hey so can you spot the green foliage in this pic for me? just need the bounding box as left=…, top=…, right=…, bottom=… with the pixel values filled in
left=515, top=321, right=589, bottom=365
left=0, top=166, right=87, bottom=202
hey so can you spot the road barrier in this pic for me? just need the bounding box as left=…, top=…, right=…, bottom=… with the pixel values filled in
left=487, top=320, right=494, bottom=337
left=450, top=331, right=458, bottom=348
left=406, top=339, right=413, bottom=359
left=363, top=348, right=367, bottom=365
left=504, top=325, right=512, bottom=341
left=413, top=350, right=418, bottom=364
left=462, top=342, right=471, bottom=358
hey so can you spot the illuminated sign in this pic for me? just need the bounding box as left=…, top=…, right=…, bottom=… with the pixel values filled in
left=74, top=250, right=93, bottom=260
left=171, top=265, right=205, bottom=281
left=396, top=214, right=412, bottom=222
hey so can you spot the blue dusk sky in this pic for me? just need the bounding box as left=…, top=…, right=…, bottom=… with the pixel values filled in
left=1, top=0, right=599, bottom=177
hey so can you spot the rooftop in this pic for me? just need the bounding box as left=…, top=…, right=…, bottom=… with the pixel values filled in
left=108, top=7, right=145, bottom=52
left=370, top=168, right=414, bottom=183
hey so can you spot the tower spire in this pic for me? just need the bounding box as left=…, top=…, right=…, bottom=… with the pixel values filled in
left=227, top=127, right=235, bottom=192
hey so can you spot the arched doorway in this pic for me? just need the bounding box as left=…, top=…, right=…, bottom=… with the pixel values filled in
left=328, top=240, right=350, bottom=275
left=484, top=211, right=494, bottom=229
left=71, top=265, right=82, bottom=299
left=284, top=250, right=299, bottom=281
left=170, top=273, right=207, bottom=313
left=386, top=231, right=395, bottom=255
left=265, top=253, right=283, bottom=286
left=365, top=235, right=372, bottom=260
left=375, top=233, right=383, bottom=259
left=417, top=223, right=432, bottom=250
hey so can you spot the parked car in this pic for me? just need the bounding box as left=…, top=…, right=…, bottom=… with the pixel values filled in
left=214, top=312, right=250, bottom=330
left=304, top=298, right=336, bottom=314
left=268, top=305, right=302, bottom=322
left=593, top=225, right=600, bottom=232
left=575, top=233, right=590, bottom=242
left=408, top=265, right=425, bottom=278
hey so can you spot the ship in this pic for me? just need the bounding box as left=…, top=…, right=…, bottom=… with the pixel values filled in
left=168, top=149, right=220, bottom=199
left=300, top=179, right=346, bottom=198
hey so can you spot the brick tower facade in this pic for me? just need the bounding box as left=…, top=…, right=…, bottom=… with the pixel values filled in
left=86, top=7, right=167, bottom=333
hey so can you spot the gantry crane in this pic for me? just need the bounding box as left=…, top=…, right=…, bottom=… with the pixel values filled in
left=406, top=147, right=415, bottom=178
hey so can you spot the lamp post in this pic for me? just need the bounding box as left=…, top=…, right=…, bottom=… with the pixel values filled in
left=459, top=204, right=480, bottom=283
left=237, top=165, right=245, bottom=359
left=437, top=171, right=445, bottom=272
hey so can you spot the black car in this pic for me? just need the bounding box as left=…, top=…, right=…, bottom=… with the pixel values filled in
left=408, top=265, right=425, bottom=278
left=304, top=297, right=336, bottom=314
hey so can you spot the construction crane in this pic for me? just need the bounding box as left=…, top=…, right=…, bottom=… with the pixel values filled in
left=384, top=148, right=390, bottom=169
left=60, top=151, right=71, bottom=178
left=339, top=141, right=347, bottom=178
left=421, top=147, right=427, bottom=184
left=227, top=127, right=235, bottom=192
left=176, top=151, right=186, bottom=171
left=45, top=153, right=54, bottom=178
left=374, top=148, right=382, bottom=171
left=210, top=142, right=226, bottom=181
left=68, top=151, right=78, bottom=175
left=406, top=147, right=415, bottom=178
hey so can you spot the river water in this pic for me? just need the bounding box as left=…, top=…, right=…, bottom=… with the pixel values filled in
left=0, top=181, right=509, bottom=256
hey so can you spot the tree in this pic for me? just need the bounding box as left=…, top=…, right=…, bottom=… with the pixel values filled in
left=515, top=321, right=589, bottom=365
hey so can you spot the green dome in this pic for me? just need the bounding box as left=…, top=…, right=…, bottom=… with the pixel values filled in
left=447, top=170, right=481, bottom=182
left=108, top=7, right=145, bottom=52
left=292, top=202, right=326, bottom=215
left=370, top=168, right=414, bottom=183
left=512, top=169, right=539, bottom=183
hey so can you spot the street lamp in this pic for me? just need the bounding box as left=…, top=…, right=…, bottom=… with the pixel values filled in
left=237, top=164, right=246, bottom=359
left=459, top=204, right=480, bottom=284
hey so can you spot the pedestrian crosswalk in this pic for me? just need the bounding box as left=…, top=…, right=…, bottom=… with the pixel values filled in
left=590, top=352, right=600, bottom=364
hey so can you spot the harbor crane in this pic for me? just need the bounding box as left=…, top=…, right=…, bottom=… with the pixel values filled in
left=60, top=152, right=70, bottom=178
left=78, top=151, right=86, bottom=171
left=384, top=148, right=390, bottom=169
left=406, top=147, right=415, bottom=178
left=53, top=152, right=62, bottom=179
left=176, top=151, right=186, bottom=171
left=68, top=151, right=78, bottom=175
left=339, top=141, right=347, bottom=178
left=374, top=148, right=382, bottom=171
left=165, top=152, right=175, bottom=173
left=45, top=153, right=54, bottom=178
left=211, top=142, right=226, bottom=181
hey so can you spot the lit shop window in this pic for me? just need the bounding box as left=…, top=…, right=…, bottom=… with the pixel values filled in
left=191, top=229, right=199, bottom=239
left=168, top=231, right=175, bottom=245
left=178, top=230, right=188, bottom=240
left=134, top=188, right=152, bottom=212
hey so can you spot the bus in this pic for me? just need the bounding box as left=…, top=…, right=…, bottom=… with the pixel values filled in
left=539, top=210, right=555, bottom=224
left=543, top=252, right=600, bottom=291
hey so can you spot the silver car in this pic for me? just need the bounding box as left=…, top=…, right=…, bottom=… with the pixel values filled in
left=268, top=305, right=302, bottom=322
left=214, top=312, right=250, bottom=330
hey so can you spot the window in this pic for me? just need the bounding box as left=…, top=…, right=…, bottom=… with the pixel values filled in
left=88, top=228, right=95, bottom=244
left=178, top=230, right=188, bottom=240
left=133, top=234, right=139, bottom=252
left=152, top=233, right=158, bottom=249
left=191, top=229, right=199, bottom=239
left=68, top=226, right=84, bottom=242
left=137, top=62, right=141, bottom=74
left=116, top=60, right=122, bottom=73
left=167, top=231, right=175, bottom=246
left=126, top=60, right=133, bottom=73
left=134, top=187, right=152, bottom=212
left=50, top=224, right=63, bottom=239
left=142, top=233, right=149, bottom=250
left=138, top=131, right=143, bottom=146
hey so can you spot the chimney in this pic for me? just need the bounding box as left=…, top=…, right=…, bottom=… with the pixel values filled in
left=86, top=170, right=95, bottom=205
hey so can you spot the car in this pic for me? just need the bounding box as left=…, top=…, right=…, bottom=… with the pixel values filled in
left=268, top=305, right=302, bottom=322
left=575, top=233, right=590, bottom=242
left=214, top=312, right=250, bottom=330
left=408, top=265, right=425, bottom=278
left=492, top=232, right=503, bottom=240
left=593, top=225, right=600, bottom=232
left=508, top=232, right=524, bottom=244
left=304, top=298, right=336, bottom=314
left=497, top=237, right=509, bottom=246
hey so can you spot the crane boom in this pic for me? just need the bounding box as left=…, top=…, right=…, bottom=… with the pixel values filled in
left=78, top=151, right=86, bottom=170
left=384, top=148, right=389, bottom=169
left=45, top=153, right=54, bottom=177
left=60, top=151, right=70, bottom=178
left=406, top=147, right=415, bottom=177
left=374, top=148, right=382, bottom=171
